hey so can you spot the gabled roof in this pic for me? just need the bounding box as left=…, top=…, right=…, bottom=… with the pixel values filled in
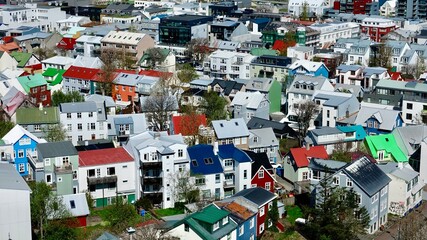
left=309, top=158, right=347, bottom=172
left=354, top=106, right=401, bottom=131
left=232, top=187, right=276, bottom=207
left=212, top=118, right=250, bottom=139
left=2, top=124, right=43, bottom=145
left=218, top=144, right=252, bottom=163
left=16, top=107, right=59, bottom=125
left=42, top=68, right=66, bottom=86
left=57, top=37, right=76, bottom=50
left=61, top=193, right=90, bottom=217
left=10, top=52, right=35, bottom=68
left=79, top=147, right=133, bottom=167
left=230, top=91, right=266, bottom=109
left=17, top=74, right=49, bottom=93
left=365, top=134, right=407, bottom=162
left=336, top=64, right=363, bottom=73
left=59, top=101, right=97, bottom=113
left=377, top=162, right=418, bottom=182
left=288, top=59, right=328, bottom=72
left=247, top=117, right=298, bottom=138
left=62, top=66, right=100, bottom=81
left=289, top=146, right=328, bottom=168
left=85, top=94, right=116, bottom=108
left=244, top=78, right=276, bottom=92
left=0, top=87, right=28, bottom=116
left=343, top=156, right=391, bottom=197
left=336, top=125, right=366, bottom=141
left=209, top=79, right=244, bottom=96
left=37, top=141, right=78, bottom=158
left=171, top=114, right=207, bottom=136
left=214, top=201, right=256, bottom=224
left=249, top=128, right=278, bottom=148
left=0, top=163, right=30, bottom=191
left=188, top=144, right=224, bottom=175
left=244, top=151, right=274, bottom=178
left=72, top=56, right=103, bottom=69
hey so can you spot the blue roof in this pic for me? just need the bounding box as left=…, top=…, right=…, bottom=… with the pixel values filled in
left=337, top=125, right=366, bottom=141
left=252, top=18, right=270, bottom=24
left=188, top=144, right=224, bottom=175
left=218, top=144, right=252, bottom=163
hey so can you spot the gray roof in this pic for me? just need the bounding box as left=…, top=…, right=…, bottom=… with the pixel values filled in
left=249, top=128, right=278, bottom=148
left=113, top=73, right=158, bottom=86
left=354, top=106, right=401, bottom=131
left=344, top=156, right=391, bottom=197
left=376, top=79, right=427, bottom=93
left=212, top=118, right=250, bottom=139
left=336, top=64, right=362, bottom=72
left=363, top=67, right=387, bottom=77
left=106, top=114, right=147, bottom=136
left=392, top=125, right=427, bottom=156
left=230, top=91, right=266, bottom=109
left=37, top=141, right=78, bottom=158
left=377, top=162, right=418, bottom=182
left=313, top=92, right=353, bottom=107
left=59, top=101, right=97, bottom=113
left=61, top=193, right=90, bottom=217
left=96, top=232, right=120, bottom=240
left=190, top=79, right=214, bottom=87
left=232, top=187, right=276, bottom=207
left=85, top=94, right=116, bottom=108
left=244, top=78, right=275, bottom=92
left=310, top=126, right=343, bottom=136
left=0, top=163, right=30, bottom=191
left=14, top=32, right=51, bottom=41
left=309, top=158, right=347, bottom=171
left=288, top=75, right=329, bottom=94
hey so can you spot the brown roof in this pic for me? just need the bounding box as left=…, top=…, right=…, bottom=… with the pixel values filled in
left=215, top=201, right=255, bottom=220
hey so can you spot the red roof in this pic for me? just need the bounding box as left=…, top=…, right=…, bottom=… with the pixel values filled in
left=172, top=114, right=207, bottom=136
left=390, top=72, right=403, bottom=81
left=57, top=38, right=76, bottom=50
left=139, top=70, right=172, bottom=78
left=272, top=40, right=285, bottom=51
left=290, top=146, right=328, bottom=168
left=291, top=20, right=314, bottom=26
left=63, top=66, right=101, bottom=80
left=79, top=147, right=133, bottom=167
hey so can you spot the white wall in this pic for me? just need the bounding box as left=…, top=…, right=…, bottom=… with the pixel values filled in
left=60, top=111, right=108, bottom=145
left=0, top=189, right=31, bottom=240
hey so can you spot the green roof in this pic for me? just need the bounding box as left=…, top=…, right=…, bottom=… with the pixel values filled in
left=192, top=205, right=229, bottom=224
left=250, top=48, right=278, bottom=56
left=16, top=107, right=60, bottom=125
left=17, top=74, right=50, bottom=93
left=138, top=48, right=170, bottom=65
left=43, top=68, right=66, bottom=86
left=10, top=52, right=33, bottom=68
left=336, top=125, right=366, bottom=141
left=365, top=134, right=407, bottom=162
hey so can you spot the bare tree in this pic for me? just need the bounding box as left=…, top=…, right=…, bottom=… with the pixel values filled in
left=294, top=100, right=318, bottom=145
left=142, top=75, right=178, bottom=131
left=398, top=212, right=427, bottom=240
left=168, top=169, right=200, bottom=205
left=144, top=48, right=165, bottom=70
left=99, top=47, right=117, bottom=96
left=186, top=38, right=211, bottom=64
left=403, top=57, right=426, bottom=79
left=369, top=43, right=392, bottom=69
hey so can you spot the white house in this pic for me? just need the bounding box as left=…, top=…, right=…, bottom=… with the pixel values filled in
left=0, top=51, right=18, bottom=71
left=380, top=0, right=397, bottom=17
left=56, top=16, right=91, bottom=32
left=204, top=50, right=255, bottom=80
left=248, top=128, right=280, bottom=165
left=287, top=46, right=315, bottom=60
left=309, top=22, right=360, bottom=48
left=288, top=0, right=328, bottom=17
left=41, top=56, right=75, bottom=70
left=229, top=91, right=270, bottom=124
left=78, top=147, right=136, bottom=208
left=74, top=35, right=102, bottom=58
left=0, top=163, right=31, bottom=240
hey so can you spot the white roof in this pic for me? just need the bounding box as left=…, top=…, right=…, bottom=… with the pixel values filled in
left=0, top=163, right=30, bottom=191
left=57, top=16, right=90, bottom=24
left=42, top=56, right=75, bottom=66
left=212, top=118, right=250, bottom=139
left=76, top=35, right=102, bottom=44
left=61, top=193, right=90, bottom=217
left=72, top=55, right=103, bottom=69
left=230, top=91, right=267, bottom=109
left=288, top=60, right=326, bottom=72
left=210, top=50, right=249, bottom=59
left=2, top=125, right=45, bottom=145
left=101, top=30, right=148, bottom=45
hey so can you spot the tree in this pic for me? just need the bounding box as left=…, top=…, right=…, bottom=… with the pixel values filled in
left=135, top=197, right=153, bottom=211
left=403, top=57, right=426, bottom=79
left=0, top=120, right=14, bottom=138
left=29, top=181, right=74, bottom=239
left=179, top=106, right=204, bottom=146
left=51, top=90, right=84, bottom=106
left=105, top=197, right=139, bottom=233
left=34, top=47, right=56, bottom=61
left=99, top=47, right=118, bottom=96
left=169, top=169, right=200, bottom=205
left=177, top=63, right=197, bottom=84
left=145, top=48, right=165, bottom=69
left=294, top=100, right=318, bottom=146
left=369, top=44, right=392, bottom=70
left=330, top=141, right=352, bottom=163
left=43, top=123, right=67, bottom=142
left=266, top=199, right=280, bottom=231
left=300, top=1, right=309, bottom=20
left=186, top=38, right=211, bottom=64
left=199, top=91, right=228, bottom=122
left=142, top=75, right=178, bottom=131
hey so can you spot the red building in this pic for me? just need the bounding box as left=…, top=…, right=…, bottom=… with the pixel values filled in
left=245, top=151, right=276, bottom=193
left=361, top=17, right=396, bottom=42
left=17, top=74, right=52, bottom=106
left=334, top=0, right=373, bottom=14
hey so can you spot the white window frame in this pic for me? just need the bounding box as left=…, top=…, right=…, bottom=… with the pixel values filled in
left=265, top=182, right=271, bottom=191
left=260, top=206, right=265, bottom=216
left=333, top=176, right=340, bottom=185
left=45, top=173, right=52, bottom=183
left=213, top=222, right=219, bottom=231
left=346, top=178, right=353, bottom=187
left=258, top=170, right=264, bottom=179
left=250, top=218, right=254, bottom=228
left=45, top=158, right=51, bottom=166
left=259, top=223, right=265, bottom=233
left=239, top=225, right=244, bottom=236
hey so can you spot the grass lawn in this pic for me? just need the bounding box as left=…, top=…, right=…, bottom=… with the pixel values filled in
left=262, top=229, right=305, bottom=240
left=154, top=208, right=184, bottom=217
left=285, top=205, right=303, bottom=225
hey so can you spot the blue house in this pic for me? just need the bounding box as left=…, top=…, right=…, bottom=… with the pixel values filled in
left=2, top=125, right=45, bottom=177
left=354, top=106, right=404, bottom=135
left=287, top=60, right=329, bottom=78
left=215, top=200, right=257, bottom=240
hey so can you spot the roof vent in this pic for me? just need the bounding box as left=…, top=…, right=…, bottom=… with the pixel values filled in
left=385, top=138, right=389, bottom=142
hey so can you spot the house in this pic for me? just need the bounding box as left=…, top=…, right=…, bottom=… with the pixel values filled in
left=248, top=128, right=280, bottom=165
left=312, top=90, right=360, bottom=127
left=42, top=68, right=66, bottom=92
left=287, top=60, right=329, bottom=78
left=313, top=53, right=343, bottom=78
left=112, top=73, right=159, bottom=104
left=247, top=117, right=298, bottom=139
left=288, top=0, right=328, bottom=17
left=0, top=164, right=31, bottom=240
left=244, top=151, right=275, bottom=193
left=228, top=187, right=277, bottom=237
left=364, top=133, right=408, bottom=163
left=106, top=113, right=147, bottom=145
left=62, top=66, right=101, bottom=94
left=10, top=52, right=40, bottom=70
left=124, top=131, right=189, bottom=208
left=60, top=193, right=90, bottom=227
left=139, top=49, right=176, bottom=73
left=334, top=38, right=372, bottom=66
left=287, top=46, right=314, bottom=60
left=2, top=125, right=45, bottom=177
left=245, top=78, right=282, bottom=113
left=41, top=56, right=75, bottom=70
left=361, top=17, right=396, bottom=42
left=214, top=201, right=257, bottom=240
left=0, top=51, right=18, bottom=71
left=14, top=31, right=62, bottom=53
left=164, top=204, right=238, bottom=240
left=101, top=31, right=155, bottom=62
left=305, top=125, right=367, bottom=154
left=249, top=55, right=292, bottom=82
left=16, top=106, right=60, bottom=138
left=78, top=147, right=135, bottom=208
left=0, top=87, right=33, bottom=122
left=354, top=106, right=404, bottom=135
left=159, top=14, right=213, bottom=45
left=283, top=146, right=329, bottom=184
left=74, top=35, right=102, bottom=58
left=17, top=74, right=51, bottom=106
left=210, top=79, right=245, bottom=101
left=218, top=144, right=253, bottom=198
left=59, top=101, right=108, bottom=145
left=309, top=22, right=360, bottom=49
left=212, top=118, right=250, bottom=150
left=310, top=157, right=391, bottom=234
left=36, top=141, right=79, bottom=195
left=203, top=50, right=255, bottom=80
left=377, top=162, right=423, bottom=216
left=387, top=41, right=412, bottom=72
left=188, top=144, right=225, bottom=200
left=229, top=91, right=269, bottom=123
left=57, top=37, right=77, bottom=51
left=85, top=94, right=116, bottom=116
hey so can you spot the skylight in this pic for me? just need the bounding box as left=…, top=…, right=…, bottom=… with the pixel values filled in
left=204, top=158, right=213, bottom=165
left=192, top=159, right=198, bottom=167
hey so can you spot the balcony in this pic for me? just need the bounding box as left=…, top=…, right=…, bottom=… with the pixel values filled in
left=223, top=179, right=235, bottom=188
left=141, top=161, right=162, bottom=168
left=119, top=130, right=131, bottom=136
left=87, top=175, right=117, bottom=185
left=54, top=164, right=73, bottom=174
left=223, top=165, right=234, bottom=172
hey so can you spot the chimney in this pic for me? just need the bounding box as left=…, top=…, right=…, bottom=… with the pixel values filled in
left=398, top=162, right=403, bottom=169
left=306, top=144, right=310, bottom=151
left=85, top=141, right=89, bottom=146
left=39, top=102, right=43, bottom=111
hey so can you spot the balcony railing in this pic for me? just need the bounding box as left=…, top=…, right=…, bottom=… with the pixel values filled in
left=87, top=175, right=117, bottom=185
left=54, top=164, right=73, bottom=174
left=223, top=179, right=235, bottom=188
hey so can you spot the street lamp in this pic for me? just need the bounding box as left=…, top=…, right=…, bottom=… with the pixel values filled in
left=127, top=227, right=136, bottom=240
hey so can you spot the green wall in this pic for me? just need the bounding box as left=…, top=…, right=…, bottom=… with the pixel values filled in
left=269, top=80, right=282, bottom=113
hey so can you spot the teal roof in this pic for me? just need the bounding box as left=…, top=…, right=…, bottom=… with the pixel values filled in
left=250, top=48, right=278, bottom=56
left=365, top=134, right=407, bottom=162
left=17, top=74, right=50, bottom=93
left=192, top=205, right=229, bottom=224
left=376, top=79, right=427, bottom=93
left=337, top=125, right=366, bottom=141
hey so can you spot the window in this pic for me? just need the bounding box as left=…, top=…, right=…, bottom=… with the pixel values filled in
left=178, top=149, right=183, bottom=157
left=77, top=113, right=81, bottom=118
left=67, top=113, right=71, bottom=119
left=265, top=182, right=271, bottom=191
left=57, top=177, right=62, bottom=182
left=259, top=223, right=265, bottom=233
left=77, top=123, right=82, bottom=131
left=88, top=169, right=95, bottom=177
left=195, top=178, right=206, bottom=186
left=78, top=135, right=83, bottom=142
left=370, top=208, right=377, bottom=219
left=407, top=103, right=413, bottom=110
left=225, top=159, right=233, bottom=167
left=34, top=125, right=41, bottom=132
left=73, top=170, right=77, bottom=180
left=371, top=193, right=379, bottom=203
left=18, top=150, right=24, bottom=158
left=89, top=112, right=93, bottom=117
left=91, top=123, right=96, bottom=130
left=239, top=225, right=244, bottom=236
left=184, top=223, right=189, bottom=232
left=222, top=217, right=228, bottom=225
left=204, top=158, right=213, bottom=164
left=302, top=172, right=308, bottom=180
left=243, top=170, right=247, bottom=179
left=260, top=206, right=265, bottom=216
left=333, top=176, right=340, bottom=185
left=46, top=174, right=52, bottom=183
left=406, top=113, right=412, bottom=120
left=215, top=174, right=220, bottom=183
left=258, top=170, right=264, bottom=179
left=250, top=218, right=255, bottom=228
left=107, top=167, right=115, bottom=175
left=45, top=158, right=51, bottom=166
left=346, top=178, right=353, bottom=187
left=407, top=182, right=411, bottom=192
left=381, top=187, right=387, bottom=196
left=378, top=151, right=384, bottom=161
left=70, top=200, right=76, bottom=209
left=213, top=222, right=219, bottom=231
left=67, top=124, right=72, bottom=131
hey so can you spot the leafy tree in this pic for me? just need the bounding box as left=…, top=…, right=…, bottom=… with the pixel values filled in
left=186, top=38, right=211, bottom=64
left=105, top=197, right=139, bottom=233
left=0, top=120, right=14, bottom=138
left=135, top=197, right=153, bottom=211
left=99, top=47, right=117, bottom=96
left=85, top=191, right=95, bottom=211
left=33, top=47, right=56, bottom=61
left=266, top=199, right=280, bottom=231
left=144, top=48, right=165, bottom=69
left=330, top=142, right=352, bottom=163
left=177, top=63, right=197, bottom=84
left=51, top=91, right=84, bottom=106
left=294, top=100, right=318, bottom=146
left=369, top=44, right=392, bottom=69
left=300, top=1, right=309, bottom=20
left=44, top=219, right=78, bottom=240
left=169, top=169, right=200, bottom=205
left=29, top=181, right=74, bottom=239
left=199, top=91, right=227, bottom=122
left=43, top=123, right=67, bottom=142
left=180, top=106, right=204, bottom=146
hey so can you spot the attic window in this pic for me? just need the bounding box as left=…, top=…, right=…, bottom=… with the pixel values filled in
left=204, top=158, right=213, bottom=165
left=220, top=123, right=224, bottom=127
left=235, top=122, right=239, bottom=126
left=192, top=159, right=198, bottom=167
left=70, top=200, right=76, bottom=209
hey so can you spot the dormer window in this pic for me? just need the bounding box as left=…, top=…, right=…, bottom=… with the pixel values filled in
left=295, top=83, right=300, bottom=88
left=253, top=137, right=258, bottom=143
left=213, top=222, right=219, bottom=231
left=222, top=217, right=228, bottom=225
left=204, top=158, right=213, bottom=164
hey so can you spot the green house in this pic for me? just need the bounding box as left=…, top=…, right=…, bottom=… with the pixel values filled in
left=42, top=68, right=66, bottom=86
left=16, top=107, right=60, bottom=139
left=364, top=134, right=407, bottom=162
left=10, top=52, right=40, bottom=68
left=245, top=78, right=282, bottom=113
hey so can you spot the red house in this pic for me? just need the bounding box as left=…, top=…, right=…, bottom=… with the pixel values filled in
left=233, top=187, right=277, bottom=237
left=244, top=151, right=276, bottom=193
left=361, top=17, right=396, bottom=42
left=171, top=114, right=207, bottom=136
left=57, top=37, right=76, bottom=50
left=60, top=193, right=90, bottom=227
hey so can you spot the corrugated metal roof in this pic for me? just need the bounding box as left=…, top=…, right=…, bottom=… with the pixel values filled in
left=0, top=163, right=30, bottom=191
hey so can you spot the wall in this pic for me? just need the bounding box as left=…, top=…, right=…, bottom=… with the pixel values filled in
left=0, top=189, right=31, bottom=240
left=60, top=111, right=107, bottom=145
left=269, top=80, right=282, bottom=113
left=13, top=135, right=38, bottom=176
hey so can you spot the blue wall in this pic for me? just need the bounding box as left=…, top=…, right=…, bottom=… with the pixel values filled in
left=365, top=115, right=403, bottom=135
left=289, top=65, right=329, bottom=78
left=237, top=215, right=257, bottom=240
left=13, top=134, right=38, bottom=176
